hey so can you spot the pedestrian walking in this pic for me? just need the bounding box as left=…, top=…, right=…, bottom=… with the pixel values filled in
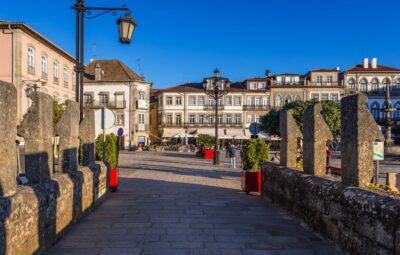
left=228, top=143, right=237, bottom=168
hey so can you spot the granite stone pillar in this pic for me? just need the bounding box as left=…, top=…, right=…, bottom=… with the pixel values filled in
left=55, top=100, right=80, bottom=174
left=303, top=103, right=333, bottom=176
left=341, top=94, right=384, bottom=187
left=79, top=109, right=96, bottom=166
left=280, top=109, right=303, bottom=168
left=17, top=92, right=53, bottom=184
left=0, top=81, right=18, bottom=196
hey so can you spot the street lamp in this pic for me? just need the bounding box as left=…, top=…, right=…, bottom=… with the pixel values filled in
left=203, top=69, right=230, bottom=165
left=72, top=0, right=136, bottom=121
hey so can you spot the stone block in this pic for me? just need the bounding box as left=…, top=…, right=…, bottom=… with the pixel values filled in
left=303, top=103, right=333, bottom=176
left=341, top=94, right=384, bottom=187
left=79, top=109, right=96, bottom=166
left=17, top=91, right=54, bottom=184
left=0, top=81, right=18, bottom=196
left=280, top=109, right=302, bottom=168
left=387, top=173, right=400, bottom=192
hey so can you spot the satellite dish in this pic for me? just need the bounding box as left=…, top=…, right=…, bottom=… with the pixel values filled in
left=95, top=108, right=116, bottom=130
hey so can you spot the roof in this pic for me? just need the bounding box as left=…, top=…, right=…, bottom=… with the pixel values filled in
left=84, top=59, right=144, bottom=82
left=309, top=68, right=339, bottom=72
left=162, top=81, right=246, bottom=93
left=273, top=73, right=302, bottom=77
left=244, top=77, right=268, bottom=81
left=345, top=64, right=400, bottom=73
left=0, top=21, right=75, bottom=62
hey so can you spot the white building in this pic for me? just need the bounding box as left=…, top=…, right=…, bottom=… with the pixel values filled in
left=83, top=59, right=152, bottom=149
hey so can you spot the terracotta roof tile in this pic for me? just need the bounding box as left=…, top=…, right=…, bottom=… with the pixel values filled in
left=345, top=64, right=400, bottom=73
left=84, top=59, right=143, bottom=82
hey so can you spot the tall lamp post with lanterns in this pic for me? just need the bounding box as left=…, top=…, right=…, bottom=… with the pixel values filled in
left=203, top=69, right=230, bottom=165
left=72, top=0, right=137, bottom=121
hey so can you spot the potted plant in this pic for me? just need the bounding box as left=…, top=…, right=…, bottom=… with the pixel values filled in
left=96, top=133, right=119, bottom=192
left=241, top=138, right=269, bottom=194
left=197, top=134, right=215, bottom=160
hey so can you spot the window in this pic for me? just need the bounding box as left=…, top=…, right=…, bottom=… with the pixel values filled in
left=175, top=114, right=182, bottom=124
left=327, top=76, right=333, bottom=86
left=28, top=47, right=35, bottom=73
left=360, top=78, right=368, bottom=92
left=209, top=115, right=215, bottom=124
left=395, top=102, right=400, bottom=120
left=189, top=114, right=196, bottom=124
left=348, top=78, right=356, bottom=89
left=396, top=78, right=400, bottom=88
left=99, top=93, right=109, bottom=105
left=139, top=91, right=146, bottom=100
left=247, top=114, right=253, bottom=123
left=263, top=96, right=269, bottom=106
left=72, top=71, right=76, bottom=91
left=198, top=115, right=204, bottom=124
left=258, top=82, right=266, bottom=89
left=285, top=95, right=292, bottom=104
left=83, top=93, right=93, bottom=106
left=116, top=114, right=125, bottom=126
left=247, top=96, right=254, bottom=106
left=208, top=97, right=215, bottom=106
left=166, top=115, right=173, bottom=124
left=234, top=96, right=241, bottom=106
left=281, top=77, right=286, bottom=84
left=371, top=78, right=379, bottom=92
left=382, top=78, right=391, bottom=91
left=226, top=114, right=232, bottom=124
left=295, top=95, right=301, bottom=101
left=331, top=94, right=339, bottom=103
left=235, top=114, right=242, bottom=124
left=198, top=96, right=205, bottom=106
left=370, top=102, right=380, bottom=120
left=41, top=55, right=48, bottom=77
left=275, top=96, right=282, bottom=107
left=138, top=113, right=145, bottom=124
left=311, top=93, right=319, bottom=100
left=188, top=96, right=196, bottom=106
left=53, top=62, right=59, bottom=84
left=255, top=115, right=261, bottom=123
left=250, top=82, right=257, bottom=89
left=321, top=93, right=329, bottom=101
left=63, top=66, right=68, bottom=88
left=218, top=115, right=222, bottom=124
left=316, top=76, right=322, bottom=85
left=167, top=96, right=173, bottom=105
left=225, top=96, right=232, bottom=106
left=255, top=97, right=261, bottom=106
left=176, top=96, right=182, bottom=105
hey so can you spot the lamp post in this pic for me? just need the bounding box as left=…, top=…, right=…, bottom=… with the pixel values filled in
left=72, top=0, right=137, bottom=121
left=381, top=82, right=396, bottom=151
left=203, top=69, right=229, bottom=165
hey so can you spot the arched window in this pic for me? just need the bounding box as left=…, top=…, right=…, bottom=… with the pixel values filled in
left=285, top=95, right=292, bottom=104
left=348, top=78, right=356, bottom=89
left=41, top=55, right=47, bottom=74
left=360, top=78, right=368, bottom=92
left=53, top=61, right=59, bottom=84
left=396, top=78, right=400, bottom=88
left=395, top=102, right=400, bottom=120
left=371, top=78, right=379, bottom=92
left=370, top=102, right=380, bottom=120
left=275, top=96, right=282, bottom=107
left=295, top=95, right=301, bottom=101
left=63, top=66, right=68, bottom=88
left=27, top=47, right=35, bottom=73
left=382, top=78, right=391, bottom=91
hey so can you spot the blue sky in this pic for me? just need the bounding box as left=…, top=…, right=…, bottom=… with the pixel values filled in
left=2, top=0, right=400, bottom=88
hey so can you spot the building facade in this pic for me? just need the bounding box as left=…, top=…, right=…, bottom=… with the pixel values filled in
left=0, top=21, right=76, bottom=122
left=83, top=60, right=151, bottom=149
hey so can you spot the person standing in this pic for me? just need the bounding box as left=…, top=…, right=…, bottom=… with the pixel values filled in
left=228, top=143, right=237, bottom=168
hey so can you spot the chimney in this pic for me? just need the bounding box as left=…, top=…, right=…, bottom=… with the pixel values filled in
left=363, top=58, right=369, bottom=69
left=336, top=67, right=340, bottom=71
left=371, top=58, right=377, bottom=69
left=95, top=63, right=101, bottom=80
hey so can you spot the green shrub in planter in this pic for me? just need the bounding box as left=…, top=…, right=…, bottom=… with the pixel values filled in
left=95, top=133, right=119, bottom=169
left=243, top=138, right=269, bottom=172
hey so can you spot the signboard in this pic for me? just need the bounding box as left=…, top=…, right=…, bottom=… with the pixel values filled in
left=117, top=128, right=124, bottom=137
left=249, top=123, right=261, bottom=135
left=373, top=141, right=384, bottom=161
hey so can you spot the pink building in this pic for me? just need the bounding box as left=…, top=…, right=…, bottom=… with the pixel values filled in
left=0, top=21, right=76, bottom=121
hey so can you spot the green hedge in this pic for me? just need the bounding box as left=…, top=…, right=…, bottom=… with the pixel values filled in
left=95, top=133, right=119, bottom=169
left=243, top=138, right=269, bottom=172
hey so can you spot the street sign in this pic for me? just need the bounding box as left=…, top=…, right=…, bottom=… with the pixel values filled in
left=373, top=141, right=384, bottom=161
left=249, top=123, right=261, bottom=135
left=117, top=128, right=124, bottom=137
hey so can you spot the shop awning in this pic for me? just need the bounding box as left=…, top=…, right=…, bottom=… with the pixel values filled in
left=161, top=128, right=185, bottom=138
left=197, top=129, right=226, bottom=139
left=227, top=129, right=247, bottom=140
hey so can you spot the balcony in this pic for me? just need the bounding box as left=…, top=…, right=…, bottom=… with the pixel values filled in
left=84, top=100, right=126, bottom=109
left=136, top=123, right=149, bottom=132
left=307, top=82, right=340, bottom=87
left=243, top=105, right=270, bottom=111
left=136, top=99, right=149, bottom=109
left=272, top=81, right=304, bottom=86
left=161, top=122, right=243, bottom=128
left=203, top=104, right=225, bottom=110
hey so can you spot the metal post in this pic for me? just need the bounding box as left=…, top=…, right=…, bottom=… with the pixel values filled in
left=101, top=107, right=107, bottom=162
left=375, top=160, right=380, bottom=184
left=79, top=0, right=85, bottom=121
left=75, top=0, right=80, bottom=103
left=214, top=85, right=220, bottom=165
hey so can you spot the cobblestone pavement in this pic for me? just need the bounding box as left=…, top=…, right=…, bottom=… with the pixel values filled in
left=46, top=151, right=343, bottom=255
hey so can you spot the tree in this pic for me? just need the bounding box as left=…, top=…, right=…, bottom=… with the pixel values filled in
left=197, top=134, right=215, bottom=149
left=261, top=100, right=341, bottom=138
left=53, top=101, right=64, bottom=127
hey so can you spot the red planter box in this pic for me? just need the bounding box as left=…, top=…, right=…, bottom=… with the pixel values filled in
left=204, top=149, right=214, bottom=160
left=241, top=171, right=261, bottom=194
left=110, top=168, right=119, bottom=192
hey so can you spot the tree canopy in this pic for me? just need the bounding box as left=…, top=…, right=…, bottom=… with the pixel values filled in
left=261, top=100, right=341, bottom=138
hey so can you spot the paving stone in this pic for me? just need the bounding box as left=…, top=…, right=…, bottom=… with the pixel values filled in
left=46, top=151, right=342, bottom=255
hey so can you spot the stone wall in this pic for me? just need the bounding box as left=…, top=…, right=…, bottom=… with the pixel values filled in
left=263, top=95, right=399, bottom=254
left=0, top=81, right=108, bottom=255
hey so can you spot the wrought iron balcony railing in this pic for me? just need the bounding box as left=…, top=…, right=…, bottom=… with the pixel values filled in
left=161, top=122, right=243, bottom=128
left=84, top=100, right=126, bottom=109
left=203, top=104, right=225, bottom=110
left=243, top=105, right=270, bottom=111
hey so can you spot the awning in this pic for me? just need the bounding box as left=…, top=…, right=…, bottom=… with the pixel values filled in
left=227, top=129, right=247, bottom=140
left=162, top=128, right=185, bottom=138
left=197, top=129, right=226, bottom=139
left=258, top=131, right=270, bottom=140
